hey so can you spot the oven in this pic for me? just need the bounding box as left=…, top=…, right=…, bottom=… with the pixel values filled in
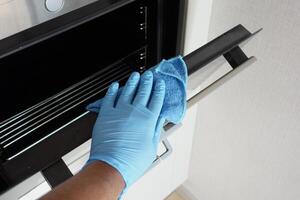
left=0, top=0, right=260, bottom=198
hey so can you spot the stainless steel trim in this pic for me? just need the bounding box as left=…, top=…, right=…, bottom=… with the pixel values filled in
left=0, top=0, right=98, bottom=40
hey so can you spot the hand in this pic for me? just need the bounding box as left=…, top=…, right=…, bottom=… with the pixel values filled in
left=87, top=71, right=166, bottom=188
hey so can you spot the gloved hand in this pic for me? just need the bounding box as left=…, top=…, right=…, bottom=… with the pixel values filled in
left=87, top=71, right=166, bottom=189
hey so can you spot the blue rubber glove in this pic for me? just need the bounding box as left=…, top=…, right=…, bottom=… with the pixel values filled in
left=87, top=71, right=166, bottom=189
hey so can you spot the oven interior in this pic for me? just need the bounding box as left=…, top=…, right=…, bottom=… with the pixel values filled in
left=0, top=0, right=185, bottom=193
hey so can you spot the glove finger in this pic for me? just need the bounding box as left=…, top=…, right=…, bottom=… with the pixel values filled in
left=86, top=99, right=102, bottom=113
left=148, top=79, right=165, bottom=115
left=133, top=71, right=153, bottom=106
left=118, top=72, right=140, bottom=106
left=153, top=117, right=165, bottom=144
left=102, top=82, right=119, bottom=108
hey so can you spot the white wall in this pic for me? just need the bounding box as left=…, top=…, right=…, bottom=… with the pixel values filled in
left=184, top=0, right=213, bottom=55
left=183, top=0, right=300, bottom=200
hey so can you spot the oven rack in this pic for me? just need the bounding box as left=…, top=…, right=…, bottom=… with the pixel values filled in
left=0, top=47, right=147, bottom=160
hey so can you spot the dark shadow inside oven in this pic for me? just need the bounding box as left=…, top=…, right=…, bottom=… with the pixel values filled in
left=0, top=2, right=145, bottom=122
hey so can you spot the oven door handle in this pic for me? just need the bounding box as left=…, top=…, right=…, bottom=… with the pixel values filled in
left=149, top=138, right=173, bottom=170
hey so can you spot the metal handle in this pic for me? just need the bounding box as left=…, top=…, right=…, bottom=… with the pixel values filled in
left=150, top=138, right=173, bottom=170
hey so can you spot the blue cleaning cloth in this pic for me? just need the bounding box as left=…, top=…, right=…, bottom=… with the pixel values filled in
left=87, top=56, right=188, bottom=124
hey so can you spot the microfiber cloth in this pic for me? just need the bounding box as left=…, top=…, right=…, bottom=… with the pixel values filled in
left=86, top=56, right=188, bottom=124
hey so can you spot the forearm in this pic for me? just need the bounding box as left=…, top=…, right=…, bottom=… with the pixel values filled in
left=41, top=161, right=125, bottom=200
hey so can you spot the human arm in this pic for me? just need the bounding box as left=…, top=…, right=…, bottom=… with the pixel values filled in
left=41, top=71, right=165, bottom=199
left=41, top=161, right=125, bottom=200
